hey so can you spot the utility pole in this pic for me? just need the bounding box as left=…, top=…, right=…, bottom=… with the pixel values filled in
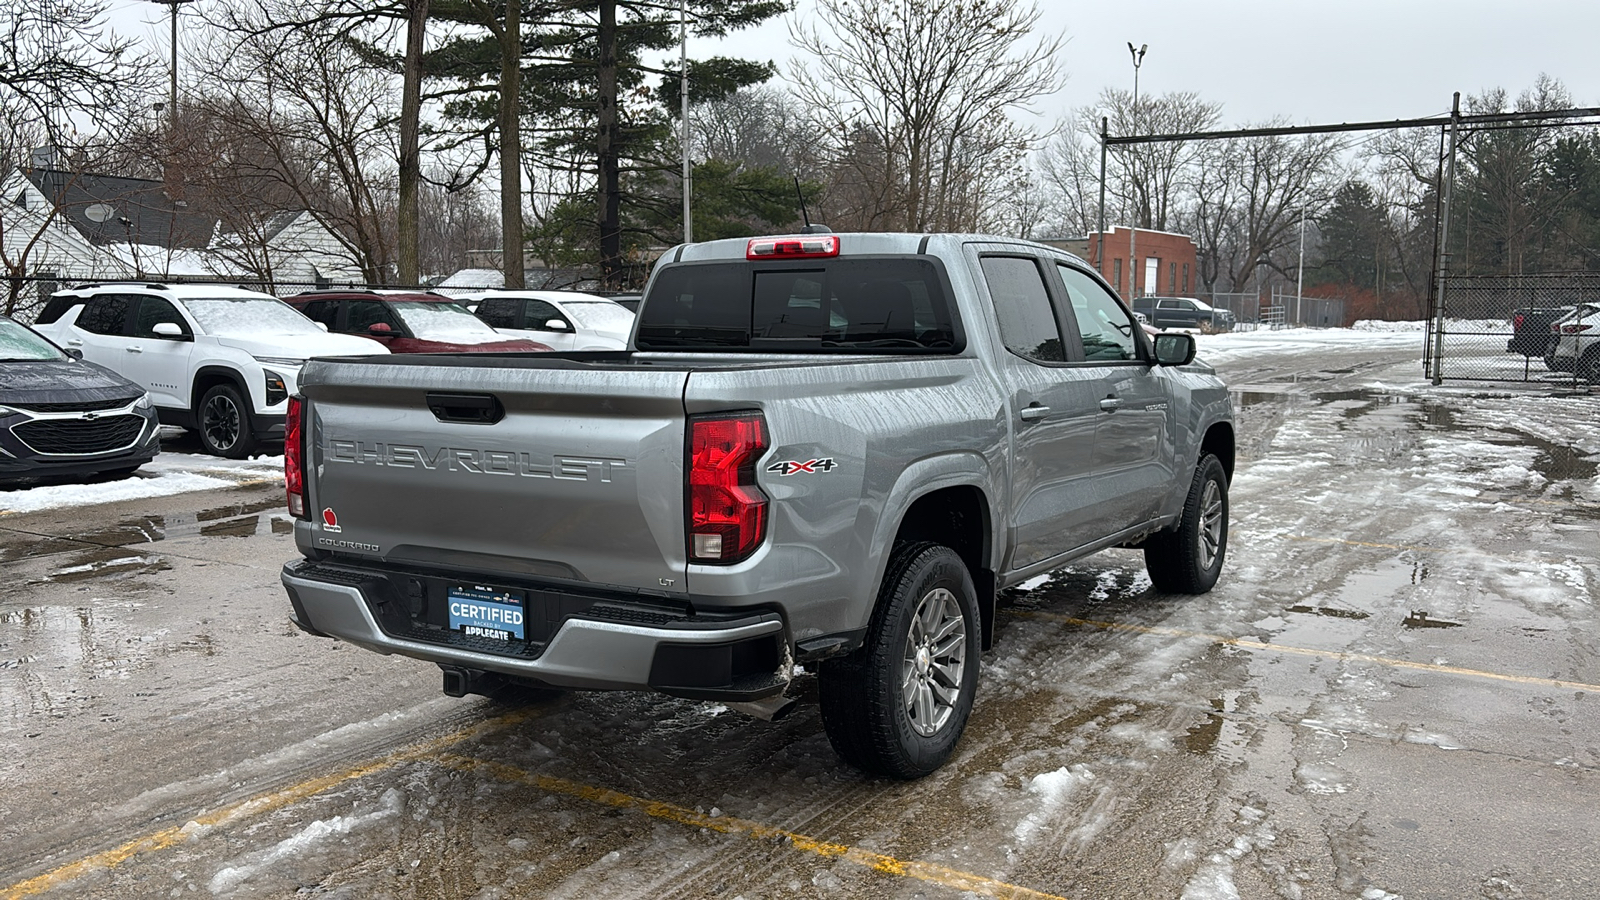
left=147, top=0, right=195, bottom=128
left=1097, top=117, right=1108, bottom=280
left=680, top=0, right=692, bottom=243
left=1296, top=205, right=1306, bottom=326
left=1126, top=42, right=1146, bottom=299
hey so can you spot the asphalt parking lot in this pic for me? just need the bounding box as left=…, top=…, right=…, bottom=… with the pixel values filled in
left=2, top=334, right=1598, bottom=899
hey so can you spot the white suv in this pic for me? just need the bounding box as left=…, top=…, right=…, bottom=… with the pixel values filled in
left=1546, top=303, right=1600, bottom=380
left=455, top=290, right=635, bottom=350
left=33, top=283, right=387, bottom=457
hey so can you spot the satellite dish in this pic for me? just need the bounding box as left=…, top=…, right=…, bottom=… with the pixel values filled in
left=84, top=203, right=116, bottom=224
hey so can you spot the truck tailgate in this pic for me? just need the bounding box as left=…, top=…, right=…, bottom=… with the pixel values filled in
left=300, top=359, right=690, bottom=594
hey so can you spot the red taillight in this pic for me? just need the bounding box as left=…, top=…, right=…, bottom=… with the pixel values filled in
left=1561, top=323, right=1593, bottom=334
left=746, top=235, right=839, bottom=260
left=688, top=413, right=769, bottom=564
left=1513, top=314, right=1525, bottom=329
left=285, top=395, right=308, bottom=519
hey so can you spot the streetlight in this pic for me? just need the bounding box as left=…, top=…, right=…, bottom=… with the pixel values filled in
left=1126, top=42, right=1146, bottom=299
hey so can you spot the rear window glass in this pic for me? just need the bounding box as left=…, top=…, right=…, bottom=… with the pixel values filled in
left=637, top=258, right=958, bottom=352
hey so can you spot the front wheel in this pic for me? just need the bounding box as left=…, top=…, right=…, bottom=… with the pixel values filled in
left=819, top=542, right=980, bottom=779
left=1144, top=453, right=1229, bottom=593
left=197, top=383, right=258, bottom=459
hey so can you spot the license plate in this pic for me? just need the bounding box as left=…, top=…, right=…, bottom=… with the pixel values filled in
left=447, top=585, right=526, bottom=641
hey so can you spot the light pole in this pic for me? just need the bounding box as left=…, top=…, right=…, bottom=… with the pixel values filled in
left=680, top=0, right=692, bottom=244
left=1126, top=42, right=1146, bottom=299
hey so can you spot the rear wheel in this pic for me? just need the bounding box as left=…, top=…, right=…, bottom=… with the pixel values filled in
left=197, top=383, right=257, bottom=459
left=1580, top=348, right=1600, bottom=382
left=1145, top=453, right=1229, bottom=594
left=819, top=542, right=980, bottom=779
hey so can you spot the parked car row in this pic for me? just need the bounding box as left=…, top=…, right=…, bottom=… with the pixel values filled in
left=2, top=283, right=637, bottom=477
left=1505, top=303, right=1600, bottom=379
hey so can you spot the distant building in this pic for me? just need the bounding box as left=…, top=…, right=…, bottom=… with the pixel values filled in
left=1037, top=227, right=1200, bottom=300
left=0, top=167, right=363, bottom=297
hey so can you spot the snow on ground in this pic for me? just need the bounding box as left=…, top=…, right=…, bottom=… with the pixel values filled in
left=1195, top=321, right=1427, bottom=367
left=0, top=440, right=284, bottom=515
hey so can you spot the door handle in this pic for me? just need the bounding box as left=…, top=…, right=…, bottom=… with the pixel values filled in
left=126, top=346, right=142, bottom=353
left=67, top=339, right=83, bottom=346
left=1099, top=397, right=1121, bottom=412
left=1020, top=405, right=1050, bottom=422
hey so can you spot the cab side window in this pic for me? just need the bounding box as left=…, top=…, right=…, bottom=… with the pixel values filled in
left=523, top=299, right=566, bottom=330
left=1054, top=264, right=1137, bottom=362
left=346, top=300, right=399, bottom=334
left=134, top=297, right=191, bottom=339
left=77, top=295, right=133, bottom=336
left=981, top=256, right=1064, bottom=363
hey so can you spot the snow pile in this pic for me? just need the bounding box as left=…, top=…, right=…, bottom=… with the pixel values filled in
left=0, top=452, right=282, bottom=515
left=1012, top=764, right=1093, bottom=843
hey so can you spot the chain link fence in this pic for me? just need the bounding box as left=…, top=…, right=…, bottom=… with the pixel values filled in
left=1425, top=274, right=1600, bottom=384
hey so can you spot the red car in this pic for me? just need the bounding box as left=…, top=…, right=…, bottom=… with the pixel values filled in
left=285, top=290, right=551, bottom=353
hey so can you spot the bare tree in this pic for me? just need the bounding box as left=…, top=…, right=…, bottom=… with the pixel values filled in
left=189, top=7, right=401, bottom=283
left=0, top=1, right=154, bottom=314
left=789, top=0, right=1064, bottom=232
left=1182, top=127, right=1343, bottom=293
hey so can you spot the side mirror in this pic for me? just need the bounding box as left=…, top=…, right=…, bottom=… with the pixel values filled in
left=152, top=322, right=184, bottom=338
left=315, top=322, right=329, bottom=332
left=1153, top=333, right=1196, bottom=366
left=65, top=348, right=84, bottom=360
left=368, top=322, right=393, bottom=335
left=544, top=319, right=570, bottom=331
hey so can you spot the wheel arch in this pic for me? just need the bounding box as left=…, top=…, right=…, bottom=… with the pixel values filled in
left=1200, top=419, right=1235, bottom=482
left=868, top=455, right=1000, bottom=651
left=191, top=365, right=251, bottom=412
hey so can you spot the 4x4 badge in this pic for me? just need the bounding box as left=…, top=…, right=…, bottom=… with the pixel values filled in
left=766, top=458, right=836, bottom=476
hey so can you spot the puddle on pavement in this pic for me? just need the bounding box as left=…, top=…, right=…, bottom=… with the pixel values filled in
left=1184, top=691, right=1253, bottom=763
left=36, top=548, right=170, bottom=584
left=1402, top=611, right=1463, bottom=629
left=1287, top=605, right=1371, bottom=620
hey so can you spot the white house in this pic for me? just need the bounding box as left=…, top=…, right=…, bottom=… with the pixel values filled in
left=0, top=167, right=365, bottom=311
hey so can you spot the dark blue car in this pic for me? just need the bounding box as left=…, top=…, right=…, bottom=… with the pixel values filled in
left=0, top=314, right=161, bottom=482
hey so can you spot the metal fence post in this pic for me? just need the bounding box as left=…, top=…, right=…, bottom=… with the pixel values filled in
left=1431, top=92, right=1461, bottom=385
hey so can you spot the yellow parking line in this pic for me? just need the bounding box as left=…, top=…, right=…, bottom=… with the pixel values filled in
left=1014, top=611, right=1600, bottom=694
left=0, top=708, right=540, bottom=899
left=435, top=754, right=1067, bottom=900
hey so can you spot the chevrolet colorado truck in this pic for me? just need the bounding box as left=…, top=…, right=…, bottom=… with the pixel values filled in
left=280, top=232, right=1235, bottom=778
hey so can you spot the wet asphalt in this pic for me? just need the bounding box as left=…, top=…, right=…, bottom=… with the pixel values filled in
left=1, top=344, right=1597, bottom=899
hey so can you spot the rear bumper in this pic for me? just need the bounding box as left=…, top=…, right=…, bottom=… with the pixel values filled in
left=281, top=558, right=789, bottom=700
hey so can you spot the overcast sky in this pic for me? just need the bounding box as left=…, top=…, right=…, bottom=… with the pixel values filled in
left=108, top=0, right=1596, bottom=129
left=707, top=0, right=1597, bottom=128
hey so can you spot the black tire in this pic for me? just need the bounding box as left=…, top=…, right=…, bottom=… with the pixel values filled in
left=1544, top=353, right=1570, bottom=373
left=1144, top=453, right=1229, bottom=594
left=818, top=542, right=980, bottom=779
left=1580, top=349, right=1600, bottom=383
left=197, top=383, right=257, bottom=459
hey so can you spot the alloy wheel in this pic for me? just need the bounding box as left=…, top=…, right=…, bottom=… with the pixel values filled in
left=900, top=587, right=968, bottom=737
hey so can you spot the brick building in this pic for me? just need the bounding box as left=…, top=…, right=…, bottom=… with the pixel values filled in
left=1039, top=227, right=1200, bottom=300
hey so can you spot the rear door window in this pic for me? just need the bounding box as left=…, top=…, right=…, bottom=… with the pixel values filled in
left=980, top=256, right=1065, bottom=363
left=77, top=295, right=134, bottom=335
left=299, top=300, right=339, bottom=330
left=638, top=258, right=957, bottom=352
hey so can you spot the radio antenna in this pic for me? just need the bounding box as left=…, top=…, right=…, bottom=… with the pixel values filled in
left=794, top=174, right=811, bottom=230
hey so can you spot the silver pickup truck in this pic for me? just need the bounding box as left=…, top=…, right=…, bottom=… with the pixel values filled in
left=280, top=232, right=1234, bottom=778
